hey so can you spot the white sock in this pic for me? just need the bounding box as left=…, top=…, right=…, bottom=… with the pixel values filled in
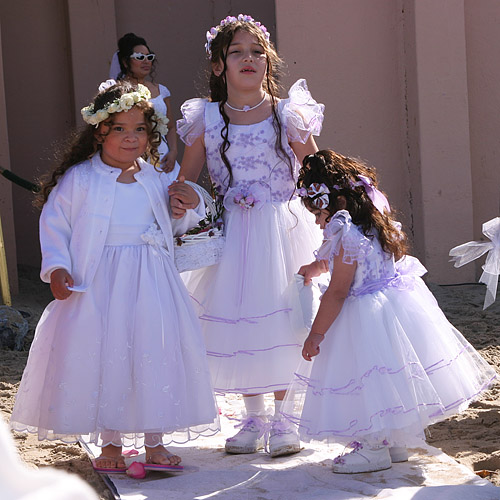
left=274, top=399, right=283, bottom=419
left=243, top=394, right=266, bottom=417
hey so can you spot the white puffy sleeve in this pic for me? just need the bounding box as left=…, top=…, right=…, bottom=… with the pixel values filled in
left=176, top=98, right=208, bottom=146
left=158, top=84, right=171, bottom=99
left=282, top=79, right=324, bottom=144
left=315, top=210, right=373, bottom=268
left=39, top=170, right=75, bottom=283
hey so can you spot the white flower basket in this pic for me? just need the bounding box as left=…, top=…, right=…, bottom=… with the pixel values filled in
left=173, top=182, right=225, bottom=273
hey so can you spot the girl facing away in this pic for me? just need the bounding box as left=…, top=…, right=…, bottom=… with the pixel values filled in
left=169, top=14, right=324, bottom=457
left=111, top=32, right=179, bottom=175
left=10, top=81, right=219, bottom=473
left=284, top=149, right=496, bottom=473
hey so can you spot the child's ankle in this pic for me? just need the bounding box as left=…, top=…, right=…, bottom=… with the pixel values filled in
left=244, top=394, right=266, bottom=417
left=102, top=443, right=122, bottom=455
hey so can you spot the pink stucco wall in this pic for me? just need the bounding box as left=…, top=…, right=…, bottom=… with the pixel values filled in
left=0, top=21, right=18, bottom=292
left=275, top=0, right=498, bottom=283
left=0, top=0, right=275, bottom=284
left=464, top=2, right=500, bottom=239
left=1, top=0, right=74, bottom=271
left=275, top=0, right=409, bottom=227
left=0, top=1, right=498, bottom=288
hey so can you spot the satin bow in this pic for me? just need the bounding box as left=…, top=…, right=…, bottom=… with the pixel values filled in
left=449, top=217, right=500, bottom=309
left=307, top=183, right=330, bottom=209
left=352, top=175, right=391, bottom=214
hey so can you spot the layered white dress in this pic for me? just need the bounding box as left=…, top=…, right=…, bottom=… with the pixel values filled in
left=284, top=210, right=496, bottom=446
left=150, top=83, right=180, bottom=180
left=11, top=158, right=219, bottom=448
left=177, top=80, right=324, bottom=394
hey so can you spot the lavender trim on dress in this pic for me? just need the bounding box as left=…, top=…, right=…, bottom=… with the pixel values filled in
left=293, top=344, right=481, bottom=396
left=200, top=307, right=292, bottom=325
left=214, top=380, right=297, bottom=394
left=424, top=345, right=468, bottom=375
left=427, top=374, right=496, bottom=416
left=283, top=375, right=495, bottom=440
left=348, top=272, right=417, bottom=297
left=283, top=366, right=496, bottom=440
left=190, top=294, right=292, bottom=325
left=207, top=343, right=302, bottom=358
left=293, top=362, right=426, bottom=397
left=282, top=400, right=444, bottom=439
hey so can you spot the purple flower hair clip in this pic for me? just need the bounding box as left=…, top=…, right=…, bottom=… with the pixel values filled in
left=205, top=14, right=271, bottom=57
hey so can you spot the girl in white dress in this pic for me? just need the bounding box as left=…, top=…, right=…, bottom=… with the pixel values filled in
left=112, top=32, right=180, bottom=176
left=169, top=14, right=324, bottom=457
left=10, top=81, right=219, bottom=473
left=287, top=149, right=496, bottom=473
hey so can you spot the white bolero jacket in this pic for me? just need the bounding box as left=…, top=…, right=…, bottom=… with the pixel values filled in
left=39, top=153, right=203, bottom=291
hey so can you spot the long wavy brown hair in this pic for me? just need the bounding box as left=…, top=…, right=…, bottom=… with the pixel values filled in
left=35, top=81, right=161, bottom=208
left=297, top=149, right=408, bottom=259
left=207, top=20, right=293, bottom=186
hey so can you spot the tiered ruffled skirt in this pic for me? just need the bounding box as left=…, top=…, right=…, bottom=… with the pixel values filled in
left=283, top=277, right=496, bottom=445
left=185, top=198, right=322, bottom=394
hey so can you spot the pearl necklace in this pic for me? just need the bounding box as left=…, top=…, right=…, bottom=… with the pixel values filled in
left=225, top=94, right=267, bottom=112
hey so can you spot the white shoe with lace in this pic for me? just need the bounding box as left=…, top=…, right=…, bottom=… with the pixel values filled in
left=332, top=441, right=392, bottom=474
left=225, top=416, right=267, bottom=454
left=269, top=419, right=301, bottom=458
left=389, top=446, right=409, bottom=463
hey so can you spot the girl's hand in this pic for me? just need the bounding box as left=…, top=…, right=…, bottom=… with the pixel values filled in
left=302, top=332, right=324, bottom=361
left=161, top=149, right=177, bottom=173
left=298, top=260, right=328, bottom=285
left=50, top=269, right=74, bottom=300
left=168, top=176, right=199, bottom=219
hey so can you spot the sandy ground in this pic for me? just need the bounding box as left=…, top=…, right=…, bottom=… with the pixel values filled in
left=1, top=266, right=499, bottom=499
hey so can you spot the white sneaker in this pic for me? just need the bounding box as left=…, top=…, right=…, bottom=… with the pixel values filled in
left=225, top=416, right=266, bottom=454
left=332, top=441, right=392, bottom=474
left=389, top=446, right=409, bottom=463
left=269, top=420, right=301, bottom=458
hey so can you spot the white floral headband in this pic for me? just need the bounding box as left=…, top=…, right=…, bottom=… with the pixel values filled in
left=205, top=14, right=271, bottom=57
left=298, top=183, right=332, bottom=210
left=80, top=79, right=169, bottom=135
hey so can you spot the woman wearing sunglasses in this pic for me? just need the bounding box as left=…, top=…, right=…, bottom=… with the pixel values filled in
left=110, top=32, right=179, bottom=175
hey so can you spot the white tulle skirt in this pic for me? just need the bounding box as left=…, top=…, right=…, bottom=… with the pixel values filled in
left=184, top=198, right=322, bottom=394
left=11, top=241, right=219, bottom=448
left=283, top=278, right=496, bottom=446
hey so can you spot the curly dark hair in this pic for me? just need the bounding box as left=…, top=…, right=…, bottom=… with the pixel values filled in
left=297, top=149, right=408, bottom=259
left=35, top=81, right=161, bottom=208
left=117, top=32, right=157, bottom=81
left=207, top=19, right=293, bottom=186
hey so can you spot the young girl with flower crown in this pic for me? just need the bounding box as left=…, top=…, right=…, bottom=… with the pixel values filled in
left=283, top=149, right=496, bottom=473
left=169, top=14, right=324, bottom=458
left=10, top=81, right=219, bottom=473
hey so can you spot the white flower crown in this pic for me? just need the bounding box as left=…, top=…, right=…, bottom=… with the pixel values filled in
left=80, top=81, right=169, bottom=135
